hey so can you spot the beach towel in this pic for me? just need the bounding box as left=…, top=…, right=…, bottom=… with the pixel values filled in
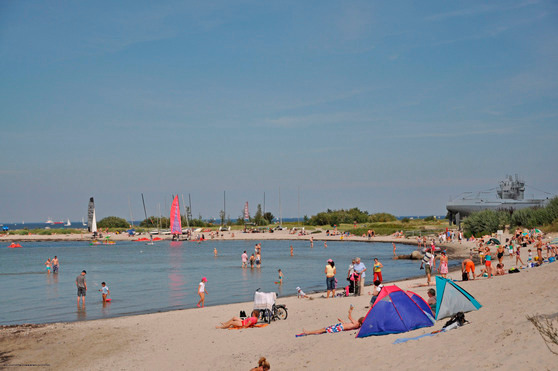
left=393, top=332, right=438, bottom=344
left=227, top=323, right=269, bottom=330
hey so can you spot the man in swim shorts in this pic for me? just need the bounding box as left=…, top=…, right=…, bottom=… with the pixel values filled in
left=76, top=270, right=87, bottom=306
left=461, top=259, right=476, bottom=280
left=300, top=306, right=364, bottom=335
left=52, top=256, right=59, bottom=273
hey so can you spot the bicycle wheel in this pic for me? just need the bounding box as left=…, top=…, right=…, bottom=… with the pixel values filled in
left=275, top=305, right=288, bottom=320
left=264, top=309, right=272, bottom=324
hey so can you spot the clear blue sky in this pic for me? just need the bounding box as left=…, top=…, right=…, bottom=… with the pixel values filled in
left=1, top=0, right=557, bottom=222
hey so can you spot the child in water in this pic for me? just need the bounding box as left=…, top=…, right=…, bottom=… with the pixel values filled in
left=198, top=277, right=208, bottom=308
left=277, top=269, right=283, bottom=284
left=99, top=282, right=110, bottom=303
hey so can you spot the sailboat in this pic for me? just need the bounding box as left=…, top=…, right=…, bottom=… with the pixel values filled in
left=170, top=195, right=182, bottom=240
left=65, top=218, right=71, bottom=227
left=88, top=197, right=98, bottom=235
left=82, top=217, right=87, bottom=226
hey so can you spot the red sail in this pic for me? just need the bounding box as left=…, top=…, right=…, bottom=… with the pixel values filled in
left=170, top=195, right=182, bottom=234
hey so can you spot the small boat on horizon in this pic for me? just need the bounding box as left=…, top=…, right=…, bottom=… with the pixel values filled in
left=64, top=218, right=71, bottom=227
left=45, top=218, right=54, bottom=224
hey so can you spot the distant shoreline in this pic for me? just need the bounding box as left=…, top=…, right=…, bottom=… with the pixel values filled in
left=1, top=229, right=467, bottom=260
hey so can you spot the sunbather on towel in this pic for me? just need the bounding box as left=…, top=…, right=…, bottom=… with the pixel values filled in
left=216, top=310, right=260, bottom=329
left=299, top=306, right=364, bottom=335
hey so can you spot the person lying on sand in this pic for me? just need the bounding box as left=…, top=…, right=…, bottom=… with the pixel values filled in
left=250, top=356, right=270, bottom=371
left=298, top=306, right=364, bottom=336
left=216, top=310, right=260, bottom=329
left=296, top=287, right=313, bottom=299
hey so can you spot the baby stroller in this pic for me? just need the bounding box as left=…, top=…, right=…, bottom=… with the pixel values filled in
left=344, top=272, right=360, bottom=296
left=253, top=289, right=288, bottom=324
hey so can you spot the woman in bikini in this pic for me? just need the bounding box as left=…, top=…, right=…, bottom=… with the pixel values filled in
left=216, top=310, right=260, bottom=329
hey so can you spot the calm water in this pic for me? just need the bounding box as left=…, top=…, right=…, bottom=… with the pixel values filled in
left=0, top=239, right=458, bottom=325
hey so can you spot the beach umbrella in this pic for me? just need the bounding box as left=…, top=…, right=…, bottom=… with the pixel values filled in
left=487, top=238, right=500, bottom=245
left=533, top=229, right=542, bottom=234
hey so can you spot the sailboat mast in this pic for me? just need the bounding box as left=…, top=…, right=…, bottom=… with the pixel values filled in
left=188, top=194, right=192, bottom=221
left=186, top=194, right=190, bottom=229
left=298, top=186, right=300, bottom=227
left=279, top=187, right=282, bottom=226
left=223, top=191, right=226, bottom=226
left=128, top=196, right=134, bottom=227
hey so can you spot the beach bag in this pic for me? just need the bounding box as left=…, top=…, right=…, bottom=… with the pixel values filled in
left=443, top=312, right=467, bottom=330
left=240, top=310, right=247, bottom=318
left=462, top=272, right=469, bottom=281
left=508, top=267, right=520, bottom=274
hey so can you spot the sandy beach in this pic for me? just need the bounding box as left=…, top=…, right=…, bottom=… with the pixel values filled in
left=1, top=230, right=557, bottom=370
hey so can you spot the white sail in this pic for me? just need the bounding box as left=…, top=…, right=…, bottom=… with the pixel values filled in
left=65, top=218, right=71, bottom=227
left=91, top=209, right=97, bottom=233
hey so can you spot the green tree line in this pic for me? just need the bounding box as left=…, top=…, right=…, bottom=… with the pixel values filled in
left=463, top=196, right=558, bottom=236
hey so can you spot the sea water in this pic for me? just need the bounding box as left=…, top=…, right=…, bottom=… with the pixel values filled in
left=0, top=239, right=458, bottom=325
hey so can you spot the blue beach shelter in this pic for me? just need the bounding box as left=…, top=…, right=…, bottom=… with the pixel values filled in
left=356, top=285, right=435, bottom=338
left=435, top=276, right=482, bottom=320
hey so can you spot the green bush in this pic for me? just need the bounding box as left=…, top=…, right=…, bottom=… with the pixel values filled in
left=307, top=208, right=370, bottom=226
left=423, top=216, right=436, bottom=222
left=463, top=210, right=510, bottom=237
left=98, top=216, right=130, bottom=229
left=510, top=197, right=558, bottom=229
left=369, top=213, right=397, bottom=222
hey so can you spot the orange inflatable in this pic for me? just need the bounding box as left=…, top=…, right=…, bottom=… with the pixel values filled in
left=9, top=243, right=22, bottom=248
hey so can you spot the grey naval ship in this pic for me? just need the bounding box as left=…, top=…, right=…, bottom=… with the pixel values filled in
left=447, top=175, right=550, bottom=225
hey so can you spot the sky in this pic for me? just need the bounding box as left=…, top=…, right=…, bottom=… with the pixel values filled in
left=1, top=0, right=557, bottom=223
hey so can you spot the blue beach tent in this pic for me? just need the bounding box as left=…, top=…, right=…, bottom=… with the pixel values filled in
left=357, top=285, right=435, bottom=338
left=435, top=276, right=482, bottom=320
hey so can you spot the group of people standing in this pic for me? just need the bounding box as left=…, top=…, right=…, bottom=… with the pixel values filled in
left=420, top=248, right=449, bottom=285
left=325, top=257, right=384, bottom=297
left=241, top=243, right=263, bottom=269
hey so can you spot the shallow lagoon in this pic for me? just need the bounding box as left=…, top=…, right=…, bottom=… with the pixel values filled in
left=0, top=239, right=458, bottom=325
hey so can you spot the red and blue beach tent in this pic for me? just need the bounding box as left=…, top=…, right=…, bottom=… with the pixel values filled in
left=357, top=285, right=435, bottom=338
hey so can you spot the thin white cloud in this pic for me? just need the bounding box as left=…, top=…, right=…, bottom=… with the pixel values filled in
left=386, top=127, right=514, bottom=139
left=261, top=111, right=375, bottom=129
left=425, top=0, right=540, bottom=21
